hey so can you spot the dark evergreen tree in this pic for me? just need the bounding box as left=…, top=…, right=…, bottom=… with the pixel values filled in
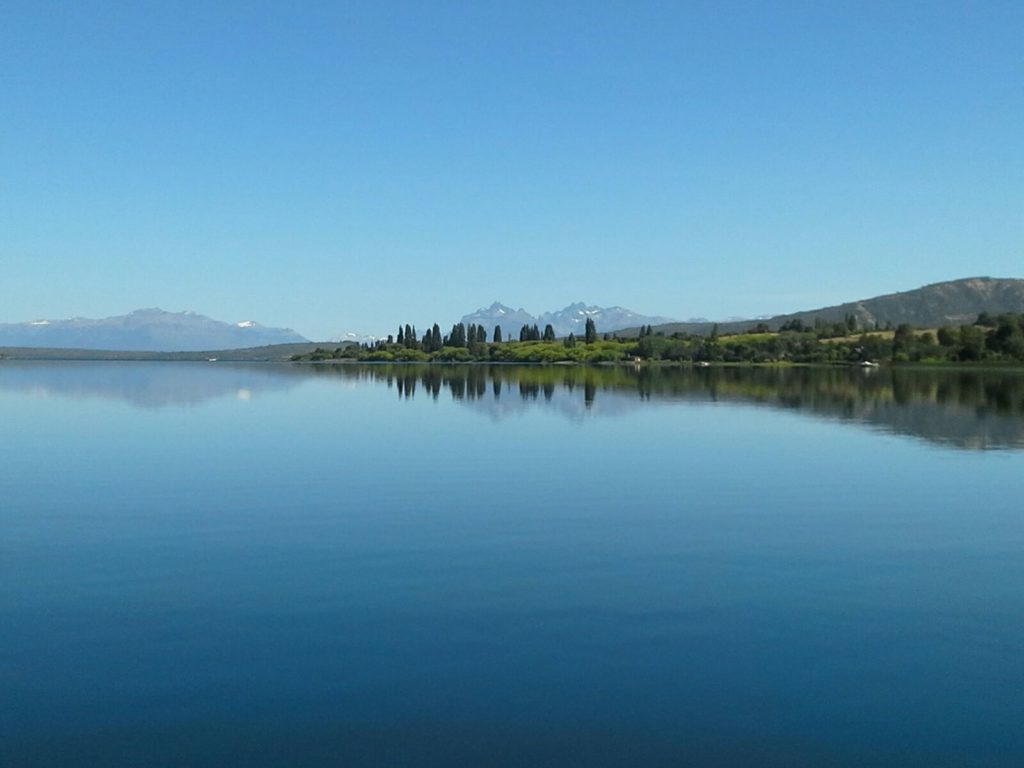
left=467, top=324, right=488, bottom=356
left=638, top=333, right=654, bottom=358
left=543, top=324, right=556, bottom=342
left=448, top=322, right=467, bottom=347
left=584, top=317, right=597, bottom=344
left=397, top=326, right=405, bottom=346
left=493, top=325, right=503, bottom=343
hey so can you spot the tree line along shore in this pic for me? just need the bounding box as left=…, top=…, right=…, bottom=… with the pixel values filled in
left=292, top=313, right=1024, bottom=366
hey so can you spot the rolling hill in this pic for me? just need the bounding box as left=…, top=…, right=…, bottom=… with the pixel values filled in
left=624, top=277, right=1024, bottom=337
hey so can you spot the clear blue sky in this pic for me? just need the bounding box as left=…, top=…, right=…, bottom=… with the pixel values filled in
left=2, top=1, right=1021, bottom=339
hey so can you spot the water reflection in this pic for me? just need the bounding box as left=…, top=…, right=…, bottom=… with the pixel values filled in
left=0, top=361, right=305, bottom=408
left=3, top=361, right=1024, bottom=449
left=314, top=364, right=1024, bottom=450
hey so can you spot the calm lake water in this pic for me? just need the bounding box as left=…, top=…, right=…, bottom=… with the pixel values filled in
left=2, top=362, right=1023, bottom=767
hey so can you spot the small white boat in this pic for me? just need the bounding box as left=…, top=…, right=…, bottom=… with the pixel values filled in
left=859, top=360, right=879, bottom=367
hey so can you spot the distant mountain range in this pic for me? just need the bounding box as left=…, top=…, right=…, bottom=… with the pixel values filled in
left=461, top=302, right=676, bottom=337
left=330, top=331, right=380, bottom=345
left=5, top=277, right=1023, bottom=354
left=0, top=309, right=308, bottom=351
left=621, top=277, right=1024, bottom=337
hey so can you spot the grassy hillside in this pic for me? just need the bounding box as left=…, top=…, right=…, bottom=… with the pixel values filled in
left=621, top=277, right=1024, bottom=337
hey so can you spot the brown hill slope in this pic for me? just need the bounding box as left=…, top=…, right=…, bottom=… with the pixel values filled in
left=631, top=277, right=1024, bottom=337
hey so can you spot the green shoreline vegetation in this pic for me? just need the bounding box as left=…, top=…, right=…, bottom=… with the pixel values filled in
left=293, top=313, right=1024, bottom=366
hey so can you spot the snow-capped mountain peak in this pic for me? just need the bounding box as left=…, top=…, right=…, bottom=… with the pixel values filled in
left=0, top=309, right=307, bottom=351
left=328, top=331, right=379, bottom=344
left=460, top=302, right=675, bottom=336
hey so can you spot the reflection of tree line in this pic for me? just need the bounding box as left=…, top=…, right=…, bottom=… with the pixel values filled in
left=4, top=361, right=1021, bottom=447
left=309, top=364, right=1024, bottom=449
left=309, top=363, right=1023, bottom=410
left=313, top=364, right=606, bottom=407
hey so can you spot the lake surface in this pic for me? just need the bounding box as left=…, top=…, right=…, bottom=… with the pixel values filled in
left=2, top=362, right=1023, bottom=767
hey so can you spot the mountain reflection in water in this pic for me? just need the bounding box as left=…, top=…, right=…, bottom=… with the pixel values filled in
left=2, top=361, right=1023, bottom=450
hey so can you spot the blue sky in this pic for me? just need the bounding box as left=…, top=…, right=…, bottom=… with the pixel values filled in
left=1, top=1, right=1021, bottom=339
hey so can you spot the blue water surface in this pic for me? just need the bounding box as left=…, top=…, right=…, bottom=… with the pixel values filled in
left=1, top=363, right=1022, bottom=766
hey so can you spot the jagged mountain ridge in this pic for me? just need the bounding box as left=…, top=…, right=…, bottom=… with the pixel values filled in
left=0, top=308, right=308, bottom=351
left=461, top=302, right=675, bottom=337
